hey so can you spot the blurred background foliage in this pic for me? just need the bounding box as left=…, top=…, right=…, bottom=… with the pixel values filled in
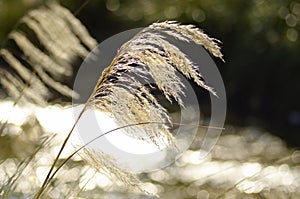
left=0, top=0, right=300, bottom=146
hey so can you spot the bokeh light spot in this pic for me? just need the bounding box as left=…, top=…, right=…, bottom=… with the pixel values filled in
left=106, top=0, right=120, bottom=12
left=164, top=6, right=180, bottom=19
left=286, top=28, right=298, bottom=41
left=285, top=13, right=297, bottom=27
left=192, top=9, right=206, bottom=22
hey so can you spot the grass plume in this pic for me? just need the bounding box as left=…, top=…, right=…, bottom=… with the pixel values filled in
left=0, top=2, right=224, bottom=198
left=35, top=20, right=223, bottom=197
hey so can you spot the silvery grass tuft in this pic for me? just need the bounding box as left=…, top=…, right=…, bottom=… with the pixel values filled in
left=0, top=2, right=223, bottom=196
left=33, top=20, right=224, bottom=197
left=46, top=21, right=223, bottom=195
left=88, top=21, right=223, bottom=147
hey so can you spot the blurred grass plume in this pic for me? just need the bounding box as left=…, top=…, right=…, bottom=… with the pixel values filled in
left=0, top=0, right=97, bottom=105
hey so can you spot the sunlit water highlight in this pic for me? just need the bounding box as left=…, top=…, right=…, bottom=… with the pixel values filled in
left=1, top=100, right=300, bottom=198
left=0, top=100, right=165, bottom=155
